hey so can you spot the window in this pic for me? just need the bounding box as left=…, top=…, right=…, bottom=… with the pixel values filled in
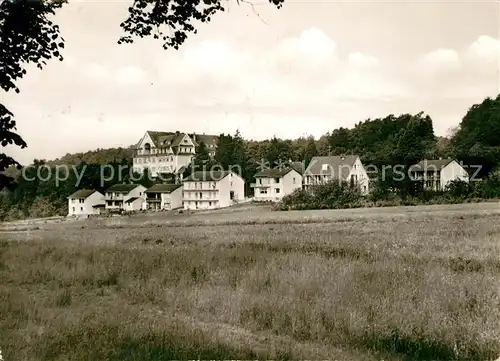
left=293, top=177, right=296, bottom=184
left=72, top=207, right=75, bottom=212
left=199, top=192, right=203, bottom=199
left=261, top=189, right=267, bottom=194
left=79, top=199, right=84, bottom=203
left=209, top=201, right=212, bottom=207
left=258, top=178, right=262, bottom=184
left=275, top=188, right=280, bottom=194
left=274, top=178, right=280, bottom=183
left=80, top=207, right=83, bottom=211
left=321, top=164, right=329, bottom=171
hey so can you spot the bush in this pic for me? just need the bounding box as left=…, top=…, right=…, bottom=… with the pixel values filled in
left=275, top=181, right=362, bottom=211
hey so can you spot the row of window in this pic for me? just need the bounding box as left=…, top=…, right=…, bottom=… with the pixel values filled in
left=134, top=157, right=176, bottom=163
left=259, top=188, right=280, bottom=195
left=256, top=177, right=298, bottom=185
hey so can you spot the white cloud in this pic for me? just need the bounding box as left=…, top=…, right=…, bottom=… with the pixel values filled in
left=115, top=65, right=148, bottom=85
left=466, top=35, right=500, bottom=62
left=321, top=71, right=413, bottom=102
left=84, top=62, right=109, bottom=80
left=348, top=52, right=380, bottom=68
left=269, top=27, right=338, bottom=72
left=419, top=48, right=461, bottom=71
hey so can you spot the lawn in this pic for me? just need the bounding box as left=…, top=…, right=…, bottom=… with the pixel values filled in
left=1, top=203, right=500, bottom=360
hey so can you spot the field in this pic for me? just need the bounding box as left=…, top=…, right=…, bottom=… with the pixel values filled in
left=1, top=202, right=500, bottom=361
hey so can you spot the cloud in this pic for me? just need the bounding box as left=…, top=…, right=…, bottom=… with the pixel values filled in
left=114, top=65, right=148, bottom=85
left=419, top=48, right=461, bottom=71
left=269, top=27, right=339, bottom=73
left=348, top=52, right=380, bottom=69
left=466, top=35, right=500, bottom=62
left=84, top=62, right=109, bottom=81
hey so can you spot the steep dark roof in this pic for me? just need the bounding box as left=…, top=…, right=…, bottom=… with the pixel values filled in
left=183, top=171, right=235, bottom=182
left=410, top=159, right=454, bottom=171
left=304, top=155, right=359, bottom=180
left=136, top=131, right=218, bottom=150
left=254, top=166, right=302, bottom=178
left=289, top=161, right=305, bottom=175
left=193, top=134, right=218, bottom=147
left=146, top=184, right=182, bottom=193
left=68, top=189, right=98, bottom=199
left=106, top=184, right=143, bottom=192
left=125, top=197, right=140, bottom=203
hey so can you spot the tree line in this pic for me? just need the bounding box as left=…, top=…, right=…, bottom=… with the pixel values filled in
left=1, top=94, right=499, bottom=220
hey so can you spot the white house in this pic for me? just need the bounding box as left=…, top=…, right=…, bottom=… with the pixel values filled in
left=251, top=163, right=304, bottom=202
left=145, top=183, right=183, bottom=211
left=132, top=131, right=218, bottom=177
left=303, top=155, right=370, bottom=195
left=409, top=158, right=469, bottom=191
left=104, top=183, right=147, bottom=212
left=67, top=189, right=105, bottom=217
left=183, top=170, right=245, bottom=211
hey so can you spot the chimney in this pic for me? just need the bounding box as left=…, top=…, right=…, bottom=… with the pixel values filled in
left=175, top=131, right=180, bottom=136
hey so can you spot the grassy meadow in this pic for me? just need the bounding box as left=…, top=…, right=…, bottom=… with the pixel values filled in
left=1, top=203, right=500, bottom=360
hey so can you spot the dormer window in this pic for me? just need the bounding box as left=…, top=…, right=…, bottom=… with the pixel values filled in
left=321, top=164, right=329, bottom=172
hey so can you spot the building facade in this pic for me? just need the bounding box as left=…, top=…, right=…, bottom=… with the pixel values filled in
left=251, top=167, right=303, bottom=202
left=104, top=184, right=147, bottom=212
left=183, top=171, right=245, bottom=210
left=303, top=155, right=370, bottom=195
left=145, top=184, right=183, bottom=211
left=132, top=131, right=218, bottom=177
left=67, top=189, right=105, bottom=217
left=409, top=159, right=469, bottom=191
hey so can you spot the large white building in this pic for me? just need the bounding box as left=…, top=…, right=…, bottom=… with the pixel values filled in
left=183, top=171, right=245, bottom=210
left=251, top=162, right=304, bottom=202
left=132, top=131, right=218, bottom=177
left=303, top=155, right=370, bottom=195
left=104, top=183, right=147, bottom=212
left=67, top=189, right=105, bottom=217
left=409, top=158, right=469, bottom=191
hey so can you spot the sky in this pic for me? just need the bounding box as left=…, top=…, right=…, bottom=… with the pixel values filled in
left=3, top=0, right=500, bottom=165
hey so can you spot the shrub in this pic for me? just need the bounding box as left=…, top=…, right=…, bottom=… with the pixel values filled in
left=276, top=181, right=362, bottom=210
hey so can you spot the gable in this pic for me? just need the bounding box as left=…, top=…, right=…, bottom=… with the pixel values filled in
left=178, top=134, right=195, bottom=147
left=283, top=168, right=302, bottom=181
left=136, top=132, right=155, bottom=150
left=304, top=155, right=358, bottom=180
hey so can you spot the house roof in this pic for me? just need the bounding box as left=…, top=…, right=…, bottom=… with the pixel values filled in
left=68, top=189, right=97, bottom=199
left=254, top=166, right=302, bottom=178
left=145, top=184, right=182, bottom=193
left=106, top=184, right=142, bottom=192
left=304, top=155, right=359, bottom=180
left=125, top=197, right=140, bottom=203
left=193, top=134, right=218, bottom=147
left=410, top=158, right=454, bottom=172
left=183, top=170, right=235, bottom=182
left=289, top=161, right=305, bottom=175
left=136, top=131, right=218, bottom=150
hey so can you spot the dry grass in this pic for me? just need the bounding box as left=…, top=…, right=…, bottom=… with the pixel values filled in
left=1, top=204, right=500, bottom=360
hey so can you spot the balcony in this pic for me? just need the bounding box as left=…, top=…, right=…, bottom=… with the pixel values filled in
left=250, top=183, right=270, bottom=188
left=105, top=194, right=125, bottom=200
